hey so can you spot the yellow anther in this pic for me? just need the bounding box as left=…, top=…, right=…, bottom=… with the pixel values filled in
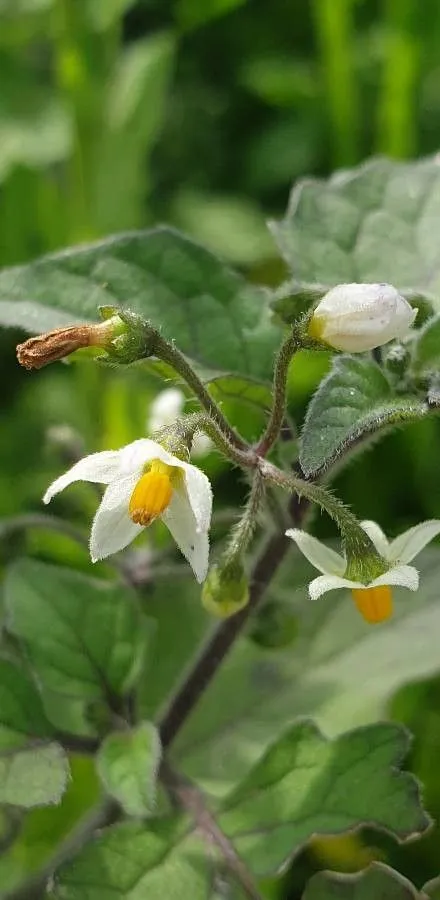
left=129, top=459, right=174, bottom=526
left=351, top=585, right=393, bottom=624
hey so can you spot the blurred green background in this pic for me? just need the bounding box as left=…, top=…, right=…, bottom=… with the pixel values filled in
left=2, top=0, right=440, bottom=896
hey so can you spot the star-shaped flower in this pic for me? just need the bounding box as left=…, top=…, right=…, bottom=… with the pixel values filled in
left=286, top=519, right=440, bottom=623
left=44, top=439, right=213, bottom=581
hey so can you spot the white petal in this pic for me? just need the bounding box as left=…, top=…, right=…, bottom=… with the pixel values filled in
left=162, top=487, right=209, bottom=582
left=389, top=520, right=440, bottom=564
left=360, top=520, right=390, bottom=558
left=43, top=451, right=123, bottom=504
left=370, top=565, right=419, bottom=591
left=313, top=283, right=416, bottom=352
left=90, top=474, right=142, bottom=561
left=179, top=461, right=213, bottom=533
left=308, top=574, right=360, bottom=600
left=285, top=529, right=345, bottom=575
left=117, top=438, right=174, bottom=475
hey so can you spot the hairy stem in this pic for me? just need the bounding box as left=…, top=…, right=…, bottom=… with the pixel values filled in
left=159, top=502, right=301, bottom=749
left=256, top=329, right=299, bottom=456
left=159, top=411, right=258, bottom=469
left=161, top=762, right=263, bottom=900
left=151, top=332, right=248, bottom=452
left=225, top=472, right=264, bottom=561
left=260, top=459, right=388, bottom=578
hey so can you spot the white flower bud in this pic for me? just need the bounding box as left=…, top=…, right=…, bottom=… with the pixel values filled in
left=147, top=388, right=212, bottom=456
left=148, top=388, right=185, bottom=433
left=308, top=283, right=417, bottom=353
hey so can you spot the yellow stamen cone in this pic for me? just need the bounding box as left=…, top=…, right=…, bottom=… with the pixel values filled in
left=351, top=585, right=393, bottom=624
left=129, top=459, right=173, bottom=526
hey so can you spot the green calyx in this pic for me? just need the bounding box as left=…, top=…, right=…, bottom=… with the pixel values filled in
left=201, top=560, right=249, bottom=619
left=343, top=543, right=389, bottom=584
left=97, top=306, right=159, bottom=364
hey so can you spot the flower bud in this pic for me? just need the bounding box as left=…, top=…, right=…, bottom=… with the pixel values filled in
left=201, top=560, right=249, bottom=618
left=308, top=283, right=416, bottom=353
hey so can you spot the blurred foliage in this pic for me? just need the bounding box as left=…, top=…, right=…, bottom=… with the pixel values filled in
left=3, top=0, right=440, bottom=897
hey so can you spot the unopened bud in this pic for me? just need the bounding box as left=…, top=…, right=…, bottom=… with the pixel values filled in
left=201, top=560, right=249, bottom=618
left=384, top=342, right=410, bottom=378
left=17, top=315, right=125, bottom=370
left=308, top=283, right=416, bottom=353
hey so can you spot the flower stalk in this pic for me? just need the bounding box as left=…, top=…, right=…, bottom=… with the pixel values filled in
left=256, top=328, right=300, bottom=456
left=259, top=459, right=388, bottom=579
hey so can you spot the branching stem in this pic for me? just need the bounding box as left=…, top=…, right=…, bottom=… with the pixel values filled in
left=151, top=331, right=248, bottom=452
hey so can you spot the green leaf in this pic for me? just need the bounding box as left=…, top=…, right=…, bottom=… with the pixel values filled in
left=96, top=723, right=161, bottom=817
left=270, top=156, right=440, bottom=310
left=171, top=188, right=274, bottom=265
left=424, top=876, right=440, bottom=898
left=0, top=658, right=69, bottom=808
left=299, top=355, right=428, bottom=477
left=84, top=0, right=136, bottom=30
left=0, top=743, right=68, bottom=808
left=174, top=547, right=440, bottom=795
left=412, top=313, right=440, bottom=375
left=0, top=62, right=71, bottom=182
left=51, top=820, right=211, bottom=899
left=271, top=281, right=328, bottom=324
left=4, top=559, right=151, bottom=701
left=0, top=657, right=53, bottom=750
left=0, top=227, right=281, bottom=385
left=303, top=863, right=420, bottom=900
left=93, top=35, right=176, bottom=232
left=177, top=0, right=247, bottom=31
left=218, top=721, right=428, bottom=876
left=0, top=755, right=100, bottom=894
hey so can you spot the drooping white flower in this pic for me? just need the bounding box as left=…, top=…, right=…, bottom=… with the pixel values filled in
left=286, top=519, right=440, bottom=623
left=43, top=439, right=213, bottom=582
left=147, top=388, right=212, bottom=457
left=308, top=283, right=416, bottom=353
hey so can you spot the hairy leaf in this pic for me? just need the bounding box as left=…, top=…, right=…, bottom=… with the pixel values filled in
left=0, top=227, right=281, bottom=386
left=218, top=721, right=428, bottom=876
left=0, top=658, right=53, bottom=750
left=299, top=355, right=427, bottom=477
left=412, top=313, right=440, bottom=375
left=0, top=658, right=69, bottom=808
left=4, top=559, right=151, bottom=701
left=96, top=723, right=161, bottom=817
left=51, top=820, right=211, bottom=899
left=270, top=156, right=440, bottom=309
left=173, top=548, right=440, bottom=795
left=302, top=863, right=420, bottom=900
left=0, top=743, right=68, bottom=808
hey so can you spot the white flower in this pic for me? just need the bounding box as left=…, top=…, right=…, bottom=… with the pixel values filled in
left=43, top=439, right=213, bottom=582
left=308, top=283, right=416, bottom=352
left=147, top=388, right=212, bottom=457
left=286, top=519, right=440, bottom=623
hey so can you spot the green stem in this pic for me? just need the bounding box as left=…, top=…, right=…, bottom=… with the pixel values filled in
left=376, top=0, right=420, bottom=158
left=260, top=459, right=388, bottom=579
left=156, top=411, right=257, bottom=468
left=226, top=472, right=264, bottom=561
left=255, top=329, right=299, bottom=456
left=312, top=0, right=358, bottom=166
left=150, top=333, right=249, bottom=452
